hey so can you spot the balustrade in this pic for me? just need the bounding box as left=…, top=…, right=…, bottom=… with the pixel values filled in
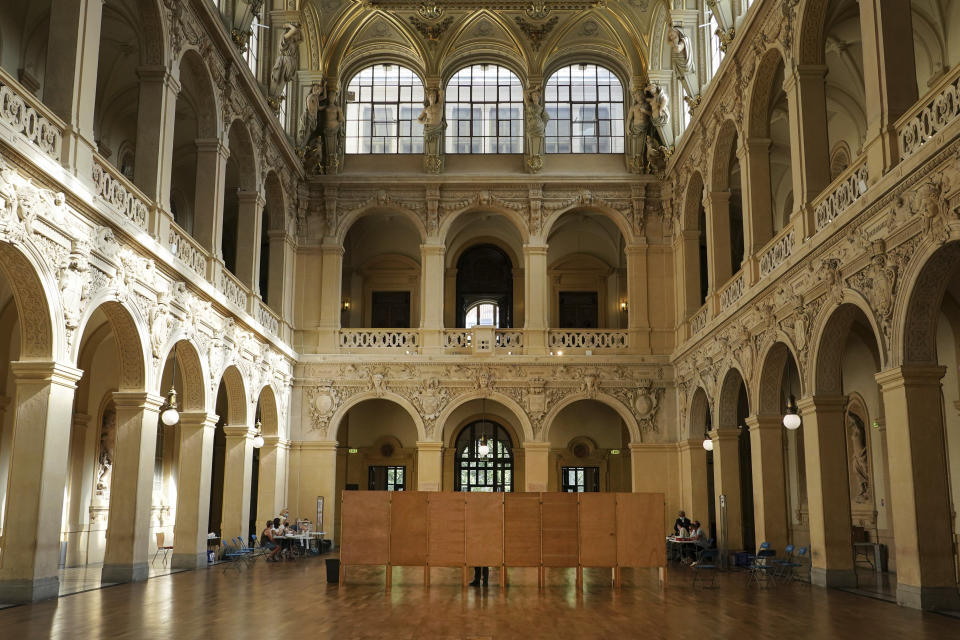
left=758, top=225, right=796, bottom=278
left=258, top=301, right=280, bottom=336
left=339, top=329, right=420, bottom=350
left=813, top=161, right=869, bottom=232
left=547, top=329, right=628, bottom=351
left=717, top=274, right=745, bottom=313
left=495, top=330, right=523, bottom=350
left=217, top=268, right=248, bottom=310
left=690, top=305, right=709, bottom=336
left=0, top=69, right=63, bottom=162
left=898, top=64, right=960, bottom=161
left=92, top=155, right=149, bottom=230
left=443, top=330, right=472, bottom=350
left=166, top=221, right=207, bottom=278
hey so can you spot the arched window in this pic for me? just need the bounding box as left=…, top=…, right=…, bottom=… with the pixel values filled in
left=246, top=16, right=260, bottom=76
left=464, top=301, right=500, bottom=328
left=545, top=64, right=624, bottom=153
left=445, top=64, right=523, bottom=153
left=345, top=64, right=425, bottom=153
left=455, top=420, right=514, bottom=492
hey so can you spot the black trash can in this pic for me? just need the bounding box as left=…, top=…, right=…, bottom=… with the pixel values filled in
left=325, top=557, right=340, bottom=583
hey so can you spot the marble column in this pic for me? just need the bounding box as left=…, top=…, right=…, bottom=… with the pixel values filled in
left=293, top=441, right=338, bottom=542
left=192, top=138, right=229, bottom=259
left=522, top=244, right=549, bottom=353
left=523, top=442, right=551, bottom=492
left=678, top=438, right=711, bottom=529
left=741, top=137, right=773, bottom=255
left=102, top=392, right=164, bottom=584
left=134, top=65, right=180, bottom=210
left=625, top=243, right=650, bottom=353
left=746, top=414, right=788, bottom=553
left=710, top=427, right=744, bottom=551
left=876, top=366, right=960, bottom=610
left=171, top=412, right=217, bottom=570
left=416, top=441, right=444, bottom=492
left=0, top=362, right=81, bottom=603
left=797, top=395, right=856, bottom=588
left=419, top=244, right=445, bottom=353
left=220, top=424, right=255, bottom=544
left=233, top=191, right=265, bottom=291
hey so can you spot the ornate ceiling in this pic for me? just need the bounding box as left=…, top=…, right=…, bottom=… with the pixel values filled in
left=298, top=0, right=655, bottom=85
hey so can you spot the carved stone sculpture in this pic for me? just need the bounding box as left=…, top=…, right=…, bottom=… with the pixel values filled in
left=524, top=85, right=549, bottom=174
left=667, top=26, right=698, bottom=109
left=269, top=23, right=302, bottom=102
left=96, top=406, right=117, bottom=496
left=322, top=88, right=345, bottom=175
left=645, top=82, right=671, bottom=144
left=626, top=87, right=651, bottom=174
left=846, top=409, right=870, bottom=503
left=418, top=88, right=446, bottom=174
left=297, top=81, right=327, bottom=174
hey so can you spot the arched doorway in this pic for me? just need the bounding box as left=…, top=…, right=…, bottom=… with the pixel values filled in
left=456, top=244, right=514, bottom=328
left=454, top=419, right=514, bottom=492
left=544, top=399, right=631, bottom=492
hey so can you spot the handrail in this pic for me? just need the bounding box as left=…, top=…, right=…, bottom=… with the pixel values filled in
left=717, top=273, right=745, bottom=313
left=812, top=158, right=868, bottom=233
left=217, top=267, right=248, bottom=310
left=757, top=222, right=797, bottom=279
left=166, top=219, right=208, bottom=278
left=547, top=329, right=628, bottom=350
left=0, top=67, right=64, bottom=162
left=258, top=300, right=281, bottom=336
left=897, top=63, right=960, bottom=161
left=339, top=329, right=420, bottom=349
left=92, top=153, right=150, bottom=230
left=690, top=304, right=709, bottom=336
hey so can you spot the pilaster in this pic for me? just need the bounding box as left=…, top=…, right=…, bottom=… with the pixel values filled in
left=416, top=441, right=444, bottom=491
left=172, top=412, right=218, bottom=570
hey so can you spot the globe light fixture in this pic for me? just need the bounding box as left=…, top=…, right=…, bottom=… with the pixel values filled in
left=783, top=395, right=801, bottom=430
left=160, top=344, right=180, bottom=426
left=252, top=419, right=265, bottom=449
left=702, top=432, right=714, bottom=451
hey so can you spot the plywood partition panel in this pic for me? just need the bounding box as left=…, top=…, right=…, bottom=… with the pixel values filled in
left=541, top=492, right=579, bottom=567
left=504, top=493, right=542, bottom=566
left=390, top=491, right=429, bottom=566
left=428, top=493, right=466, bottom=566
left=579, top=493, right=618, bottom=567
left=616, top=493, right=666, bottom=567
left=341, top=491, right=391, bottom=565
left=465, top=493, right=504, bottom=567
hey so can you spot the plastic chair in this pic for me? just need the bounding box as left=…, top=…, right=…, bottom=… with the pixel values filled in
left=152, top=532, right=174, bottom=566
left=692, top=548, right=719, bottom=589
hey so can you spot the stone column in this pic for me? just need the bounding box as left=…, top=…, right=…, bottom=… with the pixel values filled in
left=678, top=438, right=711, bottom=529
left=741, top=137, right=773, bottom=255
left=876, top=366, right=960, bottom=610
left=797, top=395, right=856, bottom=588
left=416, top=441, right=444, bottom=491
left=420, top=244, right=445, bottom=353
left=705, top=191, right=733, bottom=292
left=625, top=243, right=650, bottom=353
left=256, top=436, right=288, bottom=526
left=267, top=230, right=295, bottom=323
left=0, top=362, right=81, bottom=603
left=317, top=243, right=344, bottom=351
left=192, top=139, right=229, bottom=258
left=43, top=0, right=102, bottom=180
left=102, top=392, right=164, bottom=584
left=710, top=428, right=744, bottom=551
left=746, top=414, right=788, bottom=552
left=523, top=244, right=549, bottom=353
left=675, top=229, right=702, bottom=323
left=858, top=0, right=918, bottom=174
left=0, top=395, right=12, bottom=533
left=64, top=413, right=92, bottom=567
left=134, top=66, right=180, bottom=209
left=171, top=412, right=217, bottom=570
left=294, top=441, right=338, bottom=542
left=523, top=442, right=551, bottom=492
left=220, top=424, right=255, bottom=544
left=783, top=65, right=831, bottom=233
left=233, top=191, right=265, bottom=291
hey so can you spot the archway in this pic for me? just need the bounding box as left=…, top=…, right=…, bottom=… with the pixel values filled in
left=715, top=368, right=755, bottom=553
left=207, top=365, right=251, bottom=543
left=544, top=399, right=631, bottom=492
left=456, top=244, right=514, bottom=328
left=687, top=387, right=715, bottom=543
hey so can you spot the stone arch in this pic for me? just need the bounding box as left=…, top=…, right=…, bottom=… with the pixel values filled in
left=328, top=391, right=427, bottom=442
left=173, top=48, right=221, bottom=139
left=541, top=204, right=634, bottom=245
left=326, top=10, right=428, bottom=81
left=688, top=386, right=711, bottom=440
left=756, top=340, right=802, bottom=416
left=436, top=390, right=534, bottom=444
left=542, top=393, right=641, bottom=444
left=746, top=47, right=788, bottom=139
left=74, top=298, right=148, bottom=392
left=256, top=383, right=280, bottom=438
left=812, top=300, right=885, bottom=395
left=157, top=336, right=207, bottom=413
left=336, top=204, right=428, bottom=245
left=795, top=0, right=831, bottom=65
left=217, top=364, right=249, bottom=425
left=439, top=54, right=528, bottom=91
left=542, top=53, right=631, bottom=95
left=716, top=366, right=749, bottom=428
left=225, top=118, right=259, bottom=191
left=447, top=234, right=521, bottom=272
left=262, top=170, right=286, bottom=231
left=710, top=118, right=741, bottom=192
left=682, top=171, right=706, bottom=232
left=897, top=240, right=960, bottom=366
left=439, top=205, right=530, bottom=245
left=138, top=0, right=167, bottom=66
left=0, top=240, right=57, bottom=360
left=339, top=58, right=427, bottom=96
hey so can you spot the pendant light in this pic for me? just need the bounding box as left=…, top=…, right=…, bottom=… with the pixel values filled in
left=252, top=420, right=265, bottom=449
left=701, top=430, right=714, bottom=451
left=160, top=344, right=180, bottom=427
left=782, top=363, right=802, bottom=431
left=476, top=397, right=491, bottom=458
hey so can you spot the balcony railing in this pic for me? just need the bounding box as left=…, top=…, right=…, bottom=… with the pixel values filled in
left=217, top=267, right=248, bottom=311
left=495, top=330, right=523, bottom=350
left=813, top=159, right=868, bottom=232
left=0, top=68, right=63, bottom=162
left=898, top=63, right=960, bottom=161
left=758, top=224, right=796, bottom=279
left=92, top=154, right=149, bottom=230
left=443, top=329, right=472, bottom=351
left=339, top=329, right=420, bottom=350
left=547, top=329, right=628, bottom=351
left=258, top=300, right=280, bottom=336
left=690, top=304, right=709, bottom=336
left=166, top=220, right=208, bottom=278
left=717, top=273, right=745, bottom=313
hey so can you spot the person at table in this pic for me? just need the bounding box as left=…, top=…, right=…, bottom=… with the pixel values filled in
left=673, top=510, right=691, bottom=536
left=686, top=520, right=707, bottom=563
left=261, top=520, right=282, bottom=562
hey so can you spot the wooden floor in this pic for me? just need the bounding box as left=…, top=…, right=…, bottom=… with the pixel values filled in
left=1, top=557, right=958, bottom=639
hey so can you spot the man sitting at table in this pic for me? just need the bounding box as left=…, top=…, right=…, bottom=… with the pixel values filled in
left=674, top=510, right=692, bottom=536
left=261, top=520, right=282, bottom=562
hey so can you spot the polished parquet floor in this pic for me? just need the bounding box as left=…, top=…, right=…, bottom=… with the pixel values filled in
left=1, top=557, right=958, bottom=639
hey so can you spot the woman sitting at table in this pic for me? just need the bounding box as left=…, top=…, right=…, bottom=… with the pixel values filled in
left=261, top=520, right=282, bottom=562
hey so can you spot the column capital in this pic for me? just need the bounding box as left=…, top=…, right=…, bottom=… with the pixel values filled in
left=875, top=365, right=947, bottom=390
left=522, top=441, right=552, bottom=452
left=319, top=244, right=345, bottom=256
left=745, top=414, right=784, bottom=431
left=522, top=243, right=549, bottom=255
left=709, top=427, right=742, bottom=441
left=236, top=190, right=265, bottom=208
left=415, top=440, right=444, bottom=452
left=194, top=138, right=229, bottom=157
left=178, top=411, right=219, bottom=430
left=10, top=361, right=83, bottom=387
left=796, top=394, right=845, bottom=413
left=677, top=437, right=707, bottom=453
left=136, top=65, right=179, bottom=90
left=223, top=424, right=256, bottom=439
left=111, top=391, right=164, bottom=411
left=419, top=243, right=445, bottom=256
left=624, top=244, right=648, bottom=257
left=744, top=137, right=773, bottom=152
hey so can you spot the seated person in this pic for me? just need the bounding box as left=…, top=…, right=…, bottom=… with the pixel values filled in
left=674, top=510, right=692, bottom=536
left=261, top=520, right=282, bottom=562
left=687, top=521, right=708, bottom=563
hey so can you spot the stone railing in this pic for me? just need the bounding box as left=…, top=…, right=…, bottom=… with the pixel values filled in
left=258, top=301, right=280, bottom=336
left=0, top=69, right=63, bottom=162
left=813, top=160, right=868, bottom=232
left=217, top=268, right=248, bottom=310
left=339, top=329, right=420, bottom=350
left=690, top=305, right=709, bottom=336
left=898, top=64, right=960, bottom=161
left=547, top=329, right=628, bottom=351
left=92, top=155, right=149, bottom=230
left=718, top=273, right=745, bottom=313
left=495, top=330, right=523, bottom=350
left=443, top=330, right=472, bottom=350
left=166, top=221, right=207, bottom=278
left=758, top=225, right=796, bottom=278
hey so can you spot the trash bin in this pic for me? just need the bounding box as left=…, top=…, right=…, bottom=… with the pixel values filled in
left=325, top=558, right=340, bottom=583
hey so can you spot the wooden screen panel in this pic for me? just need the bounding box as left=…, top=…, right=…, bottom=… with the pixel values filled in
left=390, top=491, right=429, bottom=566
left=616, top=493, right=666, bottom=567
left=465, top=493, right=503, bottom=567
left=503, top=493, right=541, bottom=566
left=578, top=492, right=617, bottom=567
left=428, top=493, right=465, bottom=566
left=341, top=491, right=391, bottom=565
left=540, top=492, right=579, bottom=567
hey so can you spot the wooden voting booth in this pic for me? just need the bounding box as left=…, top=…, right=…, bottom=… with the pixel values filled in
left=339, top=492, right=666, bottom=587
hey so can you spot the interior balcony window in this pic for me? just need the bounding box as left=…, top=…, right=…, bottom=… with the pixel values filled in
left=464, top=301, right=500, bottom=329
left=545, top=64, right=624, bottom=153
left=346, top=64, right=425, bottom=154
left=445, top=64, right=523, bottom=154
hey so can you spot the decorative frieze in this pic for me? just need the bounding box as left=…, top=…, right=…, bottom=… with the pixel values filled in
left=758, top=228, right=795, bottom=277
left=898, top=66, right=960, bottom=161
left=718, top=274, right=744, bottom=312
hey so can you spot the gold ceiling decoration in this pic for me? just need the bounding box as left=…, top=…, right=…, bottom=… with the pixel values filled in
left=354, top=1, right=606, bottom=14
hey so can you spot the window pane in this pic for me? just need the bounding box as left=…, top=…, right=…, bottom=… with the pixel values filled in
left=544, top=63, right=623, bottom=154
left=346, top=64, right=425, bottom=154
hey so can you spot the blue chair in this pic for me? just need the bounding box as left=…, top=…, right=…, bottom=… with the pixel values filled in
left=778, top=546, right=808, bottom=583
left=747, top=542, right=776, bottom=587
left=772, top=544, right=795, bottom=581
left=692, top=548, right=719, bottom=589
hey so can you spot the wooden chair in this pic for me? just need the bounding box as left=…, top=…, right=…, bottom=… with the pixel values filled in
left=153, top=532, right=174, bottom=566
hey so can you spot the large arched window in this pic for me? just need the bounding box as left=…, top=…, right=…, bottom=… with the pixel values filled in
left=545, top=64, right=624, bottom=153
left=464, top=301, right=500, bottom=328
left=346, top=64, right=425, bottom=153
left=445, top=64, right=523, bottom=153
left=455, top=420, right=514, bottom=492
left=456, top=244, right=513, bottom=328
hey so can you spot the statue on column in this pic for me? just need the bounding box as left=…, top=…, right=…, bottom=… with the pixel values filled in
left=297, top=81, right=327, bottom=174
left=524, top=84, right=549, bottom=174
left=626, top=87, right=651, bottom=173
left=268, top=22, right=302, bottom=108
left=321, top=87, right=345, bottom=174
left=667, top=26, right=699, bottom=113
left=626, top=83, right=672, bottom=176
left=418, top=88, right=446, bottom=174
left=846, top=410, right=871, bottom=503
left=645, top=81, right=671, bottom=144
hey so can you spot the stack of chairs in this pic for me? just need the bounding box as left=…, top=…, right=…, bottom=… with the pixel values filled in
left=747, top=542, right=777, bottom=588
left=222, top=536, right=257, bottom=573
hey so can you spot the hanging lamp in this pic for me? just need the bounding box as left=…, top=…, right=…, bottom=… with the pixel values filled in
left=160, top=344, right=180, bottom=426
